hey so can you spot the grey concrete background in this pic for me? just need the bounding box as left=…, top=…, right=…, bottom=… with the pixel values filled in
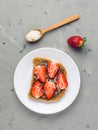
left=0, top=0, right=98, bottom=130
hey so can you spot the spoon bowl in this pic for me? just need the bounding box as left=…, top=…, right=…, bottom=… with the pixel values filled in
left=25, top=29, right=44, bottom=42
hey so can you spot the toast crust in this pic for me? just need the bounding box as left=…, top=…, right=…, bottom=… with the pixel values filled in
left=28, top=57, right=67, bottom=102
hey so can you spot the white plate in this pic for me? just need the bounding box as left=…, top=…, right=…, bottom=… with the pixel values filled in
left=14, top=47, right=80, bottom=114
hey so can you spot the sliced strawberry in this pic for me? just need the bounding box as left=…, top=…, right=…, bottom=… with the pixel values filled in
left=31, top=81, right=43, bottom=98
left=47, top=62, right=59, bottom=78
left=44, top=81, right=56, bottom=99
left=57, top=73, right=68, bottom=90
left=34, top=65, right=46, bottom=82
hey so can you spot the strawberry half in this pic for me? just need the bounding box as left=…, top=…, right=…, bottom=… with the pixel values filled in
left=67, top=36, right=86, bottom=48
left=44, top=81, right=56, bottom=99
left=47, top=62, right=59, bottom=78
left=31, top=81, right=43, bottom=98
left=57, top=73, right=68, bottom=90
left=34, top=65, right=46, bottom=82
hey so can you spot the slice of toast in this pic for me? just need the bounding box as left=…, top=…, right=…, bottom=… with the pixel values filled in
left=28, top=57, right=68, bottom=102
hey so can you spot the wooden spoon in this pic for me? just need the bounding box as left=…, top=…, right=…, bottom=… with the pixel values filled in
left=26, top=14, right=80, bottom=42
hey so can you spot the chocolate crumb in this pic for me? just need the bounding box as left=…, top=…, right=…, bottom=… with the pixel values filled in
left=44, top=11, right=48, bottom=15
left=86, top=124, right=90, bottom=128
left=88, top=49, right=91, bottom=52
left=84, top=69, right=86, bottom=73
left=23, top=44, right=27, bottom=49
left=3, top=42, right=5, bottom=45
left=11, top=88, right=14, bottom=92
left=19, top=50, right=24, bottom=53
left=9, top=24, right=11, bottom=27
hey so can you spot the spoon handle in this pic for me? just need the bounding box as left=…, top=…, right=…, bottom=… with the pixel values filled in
left=42, top=14, right=80, bottom=33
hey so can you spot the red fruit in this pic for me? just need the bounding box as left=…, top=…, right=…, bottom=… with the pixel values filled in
left=47, top=62, right=59, bottom=78
left=67, top=36, right=86, bottom=48
left=44, top=81, right=56, bottom=99
left=31, top=81, right=43, bottom=98
left=34, top=65, right=46, bottom=82
left=57, top=73, right=68, bottom=90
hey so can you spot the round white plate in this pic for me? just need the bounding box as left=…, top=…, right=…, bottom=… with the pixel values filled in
left=14, top=47, right=80, bottom=114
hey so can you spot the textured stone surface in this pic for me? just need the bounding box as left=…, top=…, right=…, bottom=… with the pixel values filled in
left=0, top=0, right=98, bottom=130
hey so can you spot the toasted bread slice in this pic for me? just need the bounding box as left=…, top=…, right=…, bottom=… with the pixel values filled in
left=28, top=57, right=68, bottom=102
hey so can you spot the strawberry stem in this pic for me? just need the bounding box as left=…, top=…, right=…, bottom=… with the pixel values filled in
left=83, top=37, right=87, bottom=43
left=81, top=37, right=87, bottom=48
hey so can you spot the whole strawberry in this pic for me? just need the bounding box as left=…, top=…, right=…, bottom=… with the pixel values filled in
left=67, top=36, right=86, bottom=48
